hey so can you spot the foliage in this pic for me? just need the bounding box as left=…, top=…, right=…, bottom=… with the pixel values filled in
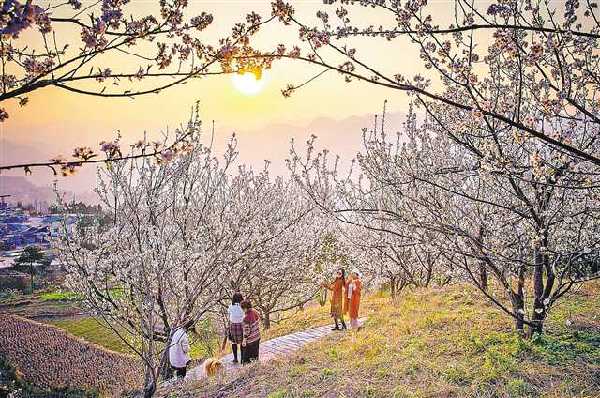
left=13, top=246, right=49, bottom=269
left=13, top=246, right=51, bottom=293
left=48, top=317, right=134, bottom=355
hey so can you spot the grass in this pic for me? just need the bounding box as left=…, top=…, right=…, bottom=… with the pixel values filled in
left=39, top=290, right=81, bottom=301
left=262, top=289, right=392, bottom=341
left=39, top=287, right=126, bottom=302
left=49, top=316, right=222, bottom=361
left=37, top=289, right=219, bottom=360
left=48, top=317, right=135, bottom=354
left=166, top=282, right=600, bottom=398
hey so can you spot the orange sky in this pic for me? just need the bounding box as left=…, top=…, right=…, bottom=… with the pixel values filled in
left=0, top=0, right=493, bottom=193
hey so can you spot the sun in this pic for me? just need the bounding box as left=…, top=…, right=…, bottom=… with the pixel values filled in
left=231, top=70, right=269, bottom=96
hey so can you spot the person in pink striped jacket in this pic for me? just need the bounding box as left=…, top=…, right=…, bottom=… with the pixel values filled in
left=240, top=299, right=261, bottom=364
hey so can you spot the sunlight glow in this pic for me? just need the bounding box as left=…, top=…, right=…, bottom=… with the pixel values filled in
left=231, top=70, right=269, bottom=96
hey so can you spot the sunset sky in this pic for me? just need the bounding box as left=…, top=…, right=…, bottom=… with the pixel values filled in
left=0, top=0, right=487, bottom=196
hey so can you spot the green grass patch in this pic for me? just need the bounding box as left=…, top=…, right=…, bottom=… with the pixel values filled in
left=49, top=317, right=134, bottom=354
left=530, top=331, right=600, bottom=365
left=266, top=389, right=288, bottom=398
left=50, top=316, right=221, bottom=361
left=39, top=291, right=81, bottom=301
left=506, top=378, right=534, bottom=397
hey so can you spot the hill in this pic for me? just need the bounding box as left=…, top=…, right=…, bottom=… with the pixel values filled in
left=0, top=176, right=56, bottom=206
left=164, top=283, right=600, bottom=398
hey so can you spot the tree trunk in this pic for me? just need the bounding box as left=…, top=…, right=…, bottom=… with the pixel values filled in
left=29, top=263, right=34, bottom=293
left=531, top=249, right=546, bottom=335
left=510, top=286, right=525, bottom=334
left=477, top=224, right=488, bottom=292
left=263, top=312, right=271, bottom=329
left=424, top=254, right=433, bottom=287
left=479, top=263, right=488, bottom=292
left=514, top=266, right=526, bottom=335
left=143, top=366, right=157, bottom=398
left=390, top=277, right=396, bottom=299
left=159, top=333, right=173, bottom=381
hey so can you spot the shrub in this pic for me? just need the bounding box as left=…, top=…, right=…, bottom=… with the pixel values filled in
left=267, top=389, right=288, bottom=398
left=506, top=378, right=533, bottom=397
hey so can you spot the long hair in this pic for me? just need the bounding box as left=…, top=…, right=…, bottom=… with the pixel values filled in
left=240, top=299, right=253, bottom=310
left=232, top=292, right=243, bottom=305
left=338, top=268, right=346, bottom=284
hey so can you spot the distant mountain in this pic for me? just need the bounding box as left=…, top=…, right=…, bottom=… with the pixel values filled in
left=0, top=139, right=48, bottom=165
left=1, top=111, right=406, bottom=198
left=225, top=111, right=406, bottom=175
left=1, top=139, right=100, bottom=199
left=0, top=176, right=55, bottom=206
left=0, top=176, right=99, bottom=208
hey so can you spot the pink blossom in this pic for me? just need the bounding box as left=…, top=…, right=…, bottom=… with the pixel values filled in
left=96, top=68, right=112, bottom=82
left=190, top=12, right=213, bottom=30
left=73, top=146, right=95, bottom=160
left=160, top=149, right=175, bottom=162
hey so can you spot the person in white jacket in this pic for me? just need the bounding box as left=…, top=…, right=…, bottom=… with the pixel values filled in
left=169, top=326, right=191, bottom=379
left=228, top=292, right=245, bottom=363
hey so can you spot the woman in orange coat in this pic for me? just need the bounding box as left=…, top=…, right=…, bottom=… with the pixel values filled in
left=348, top=268, right=362, bottom=329
left=322, top=268, right=347, bottom=330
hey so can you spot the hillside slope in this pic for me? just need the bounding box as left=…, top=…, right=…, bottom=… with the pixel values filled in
left=0, top=314, right=142, bottom=397
left=165, top=283, right=600, bottom=398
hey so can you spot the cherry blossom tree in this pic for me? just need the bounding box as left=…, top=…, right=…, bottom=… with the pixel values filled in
left=270, top=0, right=600, bottom=166
left=275, top=0, right=600, bottom=335
left=343, top=224, right=445, bottom=298
left=54, top=109, right=341, bottom=395
left=55, top=110, right=238, bottom=396
left=214, top=168, right=329, bottom=329
left=53, top=107, right=314, bottom=395
left=289, top=101, right=600, bottom=335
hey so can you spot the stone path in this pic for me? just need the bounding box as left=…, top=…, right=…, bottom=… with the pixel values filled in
left=186, top=318, right=365, bottom=381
